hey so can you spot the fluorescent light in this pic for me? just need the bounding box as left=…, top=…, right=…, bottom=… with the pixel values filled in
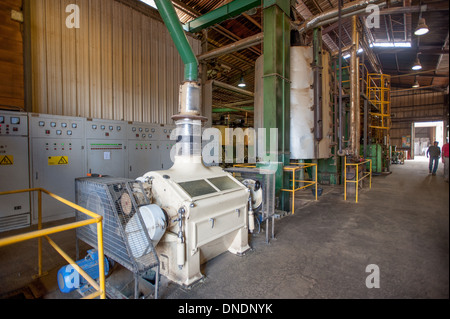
left=412, top=80, right=420, bottom=88
left=357, top=48, right=363, bottom=53
left=140, top=0, right=157, bottom=9
left=343, top=54, right=351, bottom=59
left=414, top=18, right=429, bottom=36
left=370, top=42, right=412, bottom=48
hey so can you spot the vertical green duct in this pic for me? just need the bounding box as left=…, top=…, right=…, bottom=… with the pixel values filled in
left=262, top=0, right=291, bottom=212
left=154, top=0, right=198, bottom=82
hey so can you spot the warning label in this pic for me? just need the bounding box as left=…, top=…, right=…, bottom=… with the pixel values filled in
left=48, top=156, right=69, bottom=166
left=0, top=155, right=13, bottom=165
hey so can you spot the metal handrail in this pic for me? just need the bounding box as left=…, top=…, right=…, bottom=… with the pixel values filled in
left=344, top=158, right=372, bottom=203
left=0, top=188, right=106, bottom=299
left=281, top=163, right=318, bottom=214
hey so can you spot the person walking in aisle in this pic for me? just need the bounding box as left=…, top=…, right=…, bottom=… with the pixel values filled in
left=442, top=139, right=449, bottom=182
left=427, top=141, right=441, bottom=176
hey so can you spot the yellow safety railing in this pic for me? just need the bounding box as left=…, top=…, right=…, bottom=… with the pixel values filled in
left=233, top=163, right=257, bottom=168
left=0, top=188, right=106, bottom=299
left=344, top=157, right=372, bottom=203
left=281, top=163, right=318, bottom=214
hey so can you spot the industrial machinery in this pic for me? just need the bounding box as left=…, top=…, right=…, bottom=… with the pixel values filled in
left=75, top=176, right=162, bottom=298
left=0, top=111, right=31, bottom=232
left=131, top=0, right=252, bottom=287
left=225, top=166, right=276, bottom=243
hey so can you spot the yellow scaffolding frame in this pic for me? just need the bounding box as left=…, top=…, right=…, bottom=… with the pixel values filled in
left=281, top=163, right=318, bottom=214
left=344, top=157, right=372, bottom=203
left=367, top=73, right=391, bottom=131
left=0, top=188, right=106, bottom=299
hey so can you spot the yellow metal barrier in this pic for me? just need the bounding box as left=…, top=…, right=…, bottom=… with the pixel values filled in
left=0, top=188, right=106, bottom=299
left=344, top=157, right=372, bottom=203
left=281, top=163, right=318, bottom=214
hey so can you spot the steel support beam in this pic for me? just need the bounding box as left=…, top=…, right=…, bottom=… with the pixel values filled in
left=262, top=0, right=291, bottom=211
left=183, top=0, right=261, bottom=33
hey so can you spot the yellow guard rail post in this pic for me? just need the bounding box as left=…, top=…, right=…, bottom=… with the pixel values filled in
left=344, top=157, right=372, bottom=203
left=0, top=188, right=106, bottom=299
left=281, top=163, right=318, bottom=214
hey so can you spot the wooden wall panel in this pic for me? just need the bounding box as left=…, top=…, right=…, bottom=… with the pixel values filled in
left=0, top=0, right=24, bottom=110
left=30, top=0, right=200, bottom=124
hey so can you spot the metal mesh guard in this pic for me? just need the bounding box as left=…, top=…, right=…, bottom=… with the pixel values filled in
left=75, top=177, right=159, bottom=274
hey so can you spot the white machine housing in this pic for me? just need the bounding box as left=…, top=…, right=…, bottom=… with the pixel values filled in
left=141, top=155, right=250, bottom=287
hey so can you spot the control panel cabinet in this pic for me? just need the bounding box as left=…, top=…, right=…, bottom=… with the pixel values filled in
left=29, top=113, right=86, bottom=223
left=0, top=111, right=31, bottom=232
left=127, top=122, right=163, bottom=179
left=86, top=119, right=127, bottom=178
left=159, top=124, right=176, bottom=170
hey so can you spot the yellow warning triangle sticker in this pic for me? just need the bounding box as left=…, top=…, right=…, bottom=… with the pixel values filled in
left=58, top=157, right=68, bottom=165
left=0, top=155, right=13, bottom=165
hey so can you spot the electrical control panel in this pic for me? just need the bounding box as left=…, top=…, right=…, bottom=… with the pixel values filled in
left=29, top=113, right=86, bottom=223
left=159, top=124, right=176, bottom=170
left=86, top=118, right=127, bottom=178
left=0, top=111, right=31, bottom=232
left=126, top=121, right=163, bottom=179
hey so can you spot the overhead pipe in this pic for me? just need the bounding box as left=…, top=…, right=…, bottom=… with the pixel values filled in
left=197, top=32, right=264, bottom=61
left=212, top=80, right=255, bottom=97
left=297, top=0, right=402, bottom=34
left=338, top=0, right=344, bottom=156
left=312, top=28, right=323, bottom=146
left=349, top=15, right=361, bottom=160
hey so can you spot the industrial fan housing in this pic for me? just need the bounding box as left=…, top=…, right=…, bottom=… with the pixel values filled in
left=75, top=176, right=165, bottom=289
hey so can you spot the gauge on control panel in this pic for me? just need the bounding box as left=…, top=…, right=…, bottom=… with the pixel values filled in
left=51, top=122, right=56, bottom=127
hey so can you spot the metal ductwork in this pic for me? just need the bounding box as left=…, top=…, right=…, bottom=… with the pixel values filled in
left=297, top=0, right=401, bottom=34
left=154, top=0, right=198, bottom=82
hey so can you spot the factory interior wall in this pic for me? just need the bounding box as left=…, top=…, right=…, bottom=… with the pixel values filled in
left=29, top=0, right=201, bottom=124
left=0, top=0, right=25, bottom=111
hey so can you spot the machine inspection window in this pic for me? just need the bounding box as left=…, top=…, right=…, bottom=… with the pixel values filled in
left=208, top=176, right=241, bottom=192
left=178, top=179, right=218, bottom=198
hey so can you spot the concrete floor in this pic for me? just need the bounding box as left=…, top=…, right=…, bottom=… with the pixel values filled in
left=0, top=157, right=448, bottom=299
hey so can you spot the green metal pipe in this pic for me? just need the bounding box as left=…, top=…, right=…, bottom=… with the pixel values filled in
left=154, top=0, right=198, bottom=81
left=212, top=107, right=254, bottom=113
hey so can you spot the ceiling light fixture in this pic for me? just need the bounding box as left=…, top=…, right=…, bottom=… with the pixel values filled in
left=412, top=80, right=420, bottom=88
left=411, top=56, right=422, bottom=70
left=414, top=17, right=429, bottom=36
left=238, top=76, right=246, bottom=88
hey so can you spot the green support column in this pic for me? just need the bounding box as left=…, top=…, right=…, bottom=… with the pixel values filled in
left=262, top=0, right=291, bottom=212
